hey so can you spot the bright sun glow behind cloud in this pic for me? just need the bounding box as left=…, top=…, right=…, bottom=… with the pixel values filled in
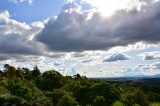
left=82, top=0, right=146, bottom=17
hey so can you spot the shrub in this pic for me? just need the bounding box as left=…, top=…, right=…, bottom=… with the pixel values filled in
left=57, top=94, right=79, bottom=106
left=0, top=95, right=25, bottom=105
left=150, top=103, right=160, bottom=106
left=112, top=101, right=124, bottom=106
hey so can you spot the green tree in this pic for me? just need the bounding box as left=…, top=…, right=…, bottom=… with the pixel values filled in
left=32, top=66, right=41, bottom=78
left=7, top=79, right=32, bottom=101
left=3, top=64, right=16, bottom=78
left=93, top=96, right=106, bottom=106
left=42, top=70, right=63, bottom=90
left=57, top=94, right=79, bottom=106
left=22, top=68, right=32, bottom=80
left=89, top=82, right=120, bottom=106
left=121, top=89, right=148, bottom=106
left=45, top=89, right=66, bottom=105
left=73, top=74, right=82, bottom=80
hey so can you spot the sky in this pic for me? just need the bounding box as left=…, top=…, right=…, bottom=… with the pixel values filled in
left=0, top=0, right=160, bottom=77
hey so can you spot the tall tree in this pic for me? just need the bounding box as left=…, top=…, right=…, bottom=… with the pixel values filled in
left=32, top=66, right=41, bottom=78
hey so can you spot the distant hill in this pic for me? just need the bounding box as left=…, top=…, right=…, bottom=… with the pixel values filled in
left=152, top=74, right=160, bottom=78
left=90, top=74, right=160, bottom=80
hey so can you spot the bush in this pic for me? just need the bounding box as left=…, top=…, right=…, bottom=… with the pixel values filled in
left=112, top=101, right=124, bottom=106
left=0, top=86, right=8, bottom=95
left=150, top=103, right=160, bottom=106
left=44, top=89, right=66, bottom=105
left=89, top=82, right=120, bottom=105
left=7, top=79, right=32, bottom=101
left=121, top=89, right=148, bottom=106
left=57, top=94, right=79, bottom=106
left=0, top=95, right=25, bottom=105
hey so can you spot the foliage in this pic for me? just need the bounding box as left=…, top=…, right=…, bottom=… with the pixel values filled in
left=0, top=95, right=25, bottom=105
left=7, top=79, right=33, bottom=101
left=0, top=64, right=159, bottom=106
left=121, top=88, right=148, bottom=106
left=57, top=94, right=79, bottom=106
left=150, top=103, right=160, bottom=106
left=112, top=101, right=125, bottom=106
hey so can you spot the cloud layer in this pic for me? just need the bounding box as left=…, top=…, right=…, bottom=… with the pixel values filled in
left=122, top=62, right=160, bottom=76
left=0, top=0, right=160, bottom=77
left=37, top=1, right=160, bottom=52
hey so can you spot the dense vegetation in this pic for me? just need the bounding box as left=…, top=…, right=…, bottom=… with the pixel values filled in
left=0, top=64, right=160, bottom=106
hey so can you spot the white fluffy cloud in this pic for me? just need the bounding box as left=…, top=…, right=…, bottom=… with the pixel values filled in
left=0, top=10, right=42, bottom=40
left=116, top=62, right=160, bottom=77
left=0, top=9, right=68, bottom=66
left=0, top=10, right=52, bottom=62
left=81, top=0, right=147, bottom=17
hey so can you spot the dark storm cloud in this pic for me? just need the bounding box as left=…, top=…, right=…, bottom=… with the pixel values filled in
left=36, top=1, right=160, bottom=52
left=0, top=54, right=10, bottom=61
left=0, top=34, right=45, bottom=55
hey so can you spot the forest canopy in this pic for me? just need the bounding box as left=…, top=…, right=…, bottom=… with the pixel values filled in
left=0, top=64, right=160, bottom=106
